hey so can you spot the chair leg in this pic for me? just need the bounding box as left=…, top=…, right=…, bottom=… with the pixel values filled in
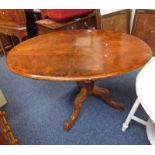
left=0, top=38, right=7, bottom=56
left=122, top=98, right=140, bottom=132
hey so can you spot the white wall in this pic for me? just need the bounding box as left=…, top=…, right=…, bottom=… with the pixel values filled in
left=100, top=9, right=122, bottom=15
left=130, top=9, right=136, bottom=33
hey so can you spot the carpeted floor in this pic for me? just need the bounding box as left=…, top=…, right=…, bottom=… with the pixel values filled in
left=0, top=57, right=149, bottom=145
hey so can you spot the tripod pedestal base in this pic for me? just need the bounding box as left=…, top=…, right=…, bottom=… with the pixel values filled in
left=64, top=81, right=124, bottom=131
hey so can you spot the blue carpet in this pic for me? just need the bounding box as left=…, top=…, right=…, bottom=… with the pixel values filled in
left=0, top=57, right=149, bottom=145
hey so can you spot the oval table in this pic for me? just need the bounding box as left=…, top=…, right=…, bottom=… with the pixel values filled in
left=6, top=30, right=152, bottom=131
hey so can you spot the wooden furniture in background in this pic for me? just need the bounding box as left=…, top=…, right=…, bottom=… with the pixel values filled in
left=0, top=9, right=27, bottom=55
left=132, top=9, right=155, bottom=56
left=101, top=9, right=130, bottom=33
left=0, top=111, right=18, bottom=145
left=36, top=10, right=100, bottom=35
left=0, top=9, right=27, bottom=42
left=0, top=34, right=12, bottom=56
left=6, top=30, right=152, bottom=131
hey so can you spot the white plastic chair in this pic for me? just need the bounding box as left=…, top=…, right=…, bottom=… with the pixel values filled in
left=122, top=57, right=155, bottom=145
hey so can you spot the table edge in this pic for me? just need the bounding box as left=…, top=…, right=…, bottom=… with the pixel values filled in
left=6, top=54, right=152, bottom=82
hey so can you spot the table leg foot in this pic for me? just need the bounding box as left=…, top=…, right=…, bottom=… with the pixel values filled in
left=92, top=85, right=124, bottom=111
left=64, top=87, right=88, bottom=131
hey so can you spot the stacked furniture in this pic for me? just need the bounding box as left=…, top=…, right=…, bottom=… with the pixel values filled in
left=36, top=9, right=101, bottom=34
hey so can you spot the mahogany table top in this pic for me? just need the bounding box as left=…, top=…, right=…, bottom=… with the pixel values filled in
left=6, top=30, right=152, bottom=81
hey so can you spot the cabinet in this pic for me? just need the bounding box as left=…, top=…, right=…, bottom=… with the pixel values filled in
left=0, top=9, right=27, bottom=41
left=101, top=9, right=130, bottom=33
left=132, top=9, right=155, bottom=56
left=0, top=9, right=28, bottom=55
left=0, top=9, right=26, bottom=27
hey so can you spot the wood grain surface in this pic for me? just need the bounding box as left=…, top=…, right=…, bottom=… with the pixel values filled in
left=6, top=29, right=152, bottom=81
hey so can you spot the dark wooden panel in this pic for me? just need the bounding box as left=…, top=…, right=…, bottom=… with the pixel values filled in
left=0, top=33, right=12, bottom=56
left=132, top=9, right=155, bottom=56
left=25, top=9, right=41, bottom=38
left=101, top=10, right=130, bottom=33
left=0, top=34, right=11, bottom=47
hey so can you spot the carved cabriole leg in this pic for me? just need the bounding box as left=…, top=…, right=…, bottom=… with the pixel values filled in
left=92, top=85, right=124, bottom=111
left=64, top=87, right=89, bottom=131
